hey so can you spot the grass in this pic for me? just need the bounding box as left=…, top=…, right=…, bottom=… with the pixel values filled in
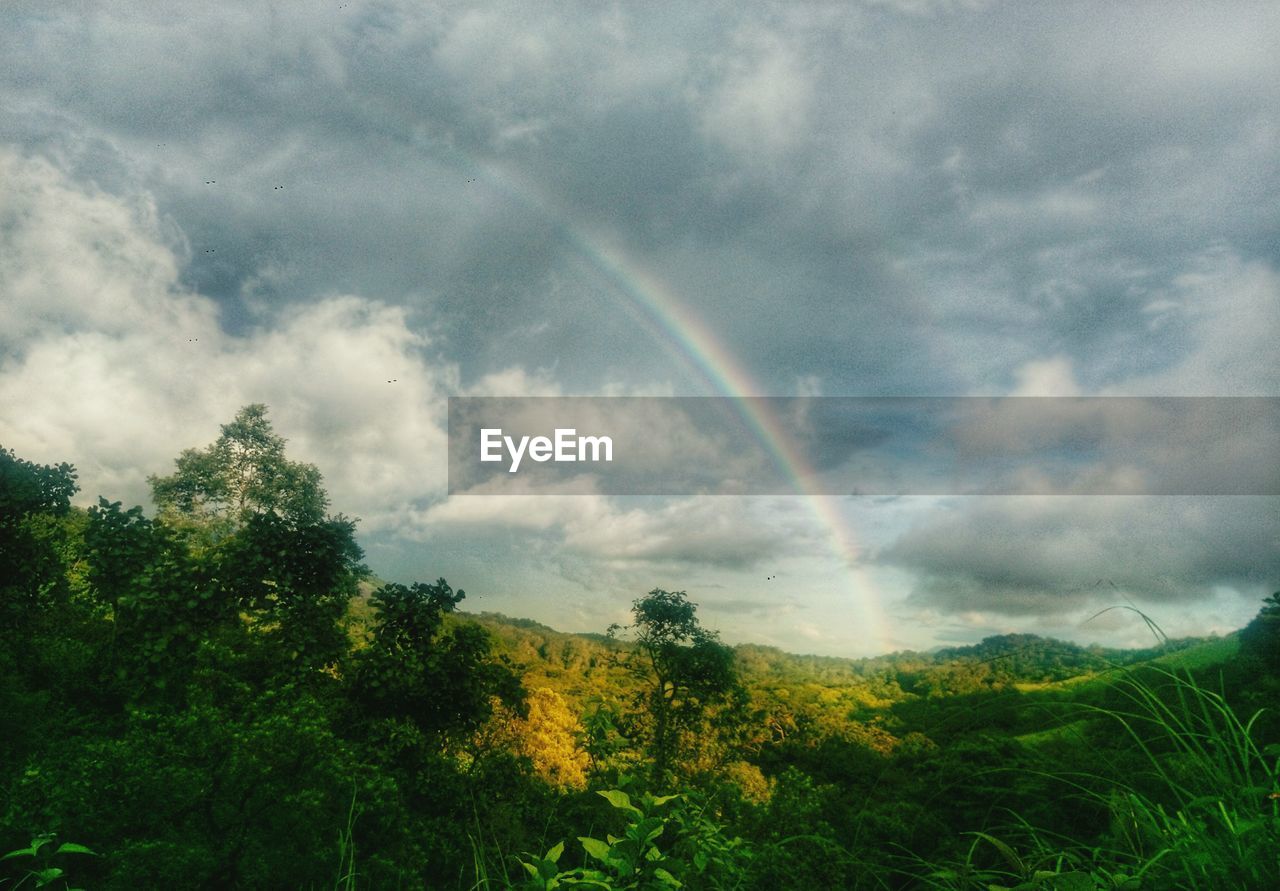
left=911, top=636, right=1279, bottom=890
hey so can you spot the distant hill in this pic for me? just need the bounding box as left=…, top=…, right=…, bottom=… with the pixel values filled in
left=450, top=608, right=1236, bottom=712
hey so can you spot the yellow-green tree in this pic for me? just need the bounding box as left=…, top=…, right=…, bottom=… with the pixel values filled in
left=611, top=589, right=740, bottom=785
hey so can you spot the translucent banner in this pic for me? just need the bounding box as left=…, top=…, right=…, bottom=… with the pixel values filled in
left=447, top=397, right=1280, bottom=496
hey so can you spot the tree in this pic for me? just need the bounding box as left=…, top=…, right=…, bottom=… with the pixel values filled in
left=611, top=589, right=739, bottom=785
left=146, top=405, right=362, bottom=675
left=353, top=579, right=524, bottom=750
left=0, top=446, right=77, bottom=625
left=1239, top=591, right=1280, bottom=673
left=148, top=404, right=327, bottom=532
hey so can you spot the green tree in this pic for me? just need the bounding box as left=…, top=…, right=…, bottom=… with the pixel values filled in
left=611, top=589, right=739, bottom=785
left=353, top=579, right=525, bottom=749
left=145, top=405, right=363, bottom=675
left=1239, top=590, right=1280, bottom=673
left=148, top=403, right=327, bottom=533
left=0, top=446, right=77, bottom=627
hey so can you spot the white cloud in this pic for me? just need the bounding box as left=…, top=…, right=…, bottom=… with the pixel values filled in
left=0, top=148, right=456, bottom=526
left=0, top=148, right=831, bottom=588
left=1010, top=356, right=1082, bottom=397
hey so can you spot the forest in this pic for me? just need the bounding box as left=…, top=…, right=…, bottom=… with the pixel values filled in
left=2, top=406, right=1277, bottom=889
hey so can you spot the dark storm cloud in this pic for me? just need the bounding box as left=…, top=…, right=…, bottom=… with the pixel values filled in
left=3, top=0, right=1278, bottom=649
left=3, top=1, right=1276, bottom=396
left=879, top=496, right=1280, bottom=617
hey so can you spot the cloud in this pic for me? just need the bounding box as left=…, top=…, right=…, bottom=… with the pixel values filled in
left=877, top=245, right=1280, bottom=615
left=0, top=148, right=455, bottom=528
left=879, top=495, right=1280, bottom=618
left=5, top=1, right=1276, bottom=402
left=0, top=148, right=831, bottom=595
left=3, top=2, right=1278, bottom=652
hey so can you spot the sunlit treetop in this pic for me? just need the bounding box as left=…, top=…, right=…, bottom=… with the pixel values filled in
left=148, top=404, right=328, bottom=530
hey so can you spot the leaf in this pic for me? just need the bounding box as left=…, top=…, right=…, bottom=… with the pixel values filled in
left=631, top=817, right=664, bottom=845
left=53, top=843, right=96, bottom=856
left=546, top=840, right=564, bottom=863
left=33, top=867, right=64, bottom=887
left=649, top=794, right=680, bottom=807
left=2, top=837, right=52, bottom=861
left=972, top=832, right=1025, bottom=874
left=653, top=867, right=683, bottom=887
left=598, top=789, right=641, bottom=815
left=579, top=837, right=612, bottom=862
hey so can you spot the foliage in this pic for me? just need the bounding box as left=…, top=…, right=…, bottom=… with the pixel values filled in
left=148, top=403, right=327, bottom=532
left=353, top=579, right=524, bottom=747
left=609, top=590, right=741, bottom=784
left=1, top=416, right=1276, bottom=889
left=0, top=834, right=95, bottom=890
left=516, top=789, right=751, bottom=890
left=0, top=446, right=77, bottom=629
left=483, top=687, right=591, bottom=791
left=911, top=660, right=1280, bottom=890
left=1239, top=590, right=1280, bottom=673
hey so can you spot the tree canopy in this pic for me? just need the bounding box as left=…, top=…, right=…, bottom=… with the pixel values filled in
left=148, top=404, right=327, bottom=530
left=611, top=589, right=740, bottom=783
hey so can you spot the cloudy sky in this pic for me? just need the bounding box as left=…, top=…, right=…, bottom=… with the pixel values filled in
left=2, top=0, right=1277, bottom=655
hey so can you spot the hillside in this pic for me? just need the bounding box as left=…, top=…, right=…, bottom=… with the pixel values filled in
left=4, top=436, right=1276, bottom=890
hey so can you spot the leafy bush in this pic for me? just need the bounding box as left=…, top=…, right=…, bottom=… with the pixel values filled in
left=515, top=789, right=752, bottom=890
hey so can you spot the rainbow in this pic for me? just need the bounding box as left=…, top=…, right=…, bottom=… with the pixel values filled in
left=461, top=156, right=892, bottom=653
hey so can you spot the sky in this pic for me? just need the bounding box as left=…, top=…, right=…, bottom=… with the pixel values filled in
left=1, top=0, right=1277, bottom=656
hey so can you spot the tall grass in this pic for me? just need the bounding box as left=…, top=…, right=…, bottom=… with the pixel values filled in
left=334, top=788, right=360, bottom=891
left=911, top=637, right=1279, bottom=889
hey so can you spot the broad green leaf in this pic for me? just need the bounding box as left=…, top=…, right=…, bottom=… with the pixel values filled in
left=632, top=817, right=663, bottom=845
left=579, top=836, right=611, bottom=862
left=598, top=789, right=640, bottom=815
left=546, top=840, right=564, bottom=863
left=654, top=867, right=683, bottom=888
left=33, top=867, right=64, bottom=887
left=54, top=843, right=96, bottom=856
